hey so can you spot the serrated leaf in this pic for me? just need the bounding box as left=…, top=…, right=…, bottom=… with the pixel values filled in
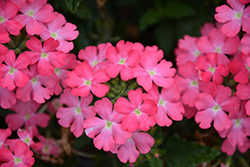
left=149, top=157, right=163, bottom=167
left=164, top=135, right=221, bottom=167
left=65, top=0, right=82, bottom=13
left=165, top=1, right=196, bottom=19
left=139, top=9, right=162, bottom=30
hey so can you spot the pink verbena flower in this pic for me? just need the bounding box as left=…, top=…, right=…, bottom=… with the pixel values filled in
left=197, top=28, right=240, bottom=66
left=133, top=50, right=176, bottom=91
left=0, top=0, right=22, bottom=35
left=240, top=34, right=250, bottom=55
left=65, top=61, right=110, bottom=98
left=0, top=128, right=11, bottom=149
left=16, top=64, right=56, bottom=103
left=175, top=35, right=204, bottom=67
left=37, top=136, right=62, bottom=158
left=215, top=0, right=250, bottom=37
left=142, top=84, right=184, bottom=127
left=78, top=42, right=112, bottom=73
left=105, top=40, right=141, bottom=81
left=0, top=50, right=30, bottom=90
left=218, top=101, right=250, bottom=155
left=221, top=137, right=250, bottom=155
left=174, top=61, right=217, bottom=107
left=40, top=12, right=79, bottom=53
left=114, top=88, right=157, bottom=132
left=25, top=37, right=67, bottom=77
left=6, top=100, right=50, bottom=136
left=111, top=131, right=154, bottom=163
left=57, top=88, right=95, bottom=137
left=229, top=53, right=250, bottom=84
left=195, top=85, right=240, bottom=131
left=236, top=82, right=250, bottom=115
left=9, top=0, right=25, bottom=8
left=0, top=86, right=16, bottom=109
left=196, top=53, right=229, bottom=85
left=239, top=0, right=250, bottom=4
left=0, top=141, right=35, bottom=167
left=13, top=0, right=54, bottom=35
left=83, top=98, right=132, bottom=151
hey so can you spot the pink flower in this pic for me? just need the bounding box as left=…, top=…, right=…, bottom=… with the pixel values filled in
left=9, top=0, right=26, bottom=8
left=229, top=53, right=250, bottom=84
left=40, top=12, right=79, bottom=53
left=240, top=34, right=250, bottom=55
left=175, top=35, right=204, bottom=67
left=0, top=128, right=11, bottom=149
left=215, top=0, right=250, bottom=36
left=6, top=100, right=50, bottom=136
left=78, top=42, right=112, bottom=73
left=105, top=40, right=141, bottom=81
left=13, top=0, right=54, bottom=35
left=37, top=136, right=62, bottom=158
left=221, top=137, right=250, bottom=155
left=195, top=85, right=240, bottom=131
left=56, top=88, right=95, bottom=137
left=0, top=50, right=30, bottom=90
left=111, top=131, right=154, bottom=163
left=0, top=86, right=16, bottom=109
left=197, top=28, right=240, bottom=66
left=133, top=50, right=176, bottom=91
left=25, top=37, right=67, bottom=77
left=0, top=0, right=22, bottom=35
left=239, top=0, right=250, bottom=4
left=0, top=141, right=35, bottom=167
left=174, top=61, right=217, bottom=107
left=16, top=64, right=56, bottom=103
left=142, top=84, right=184, bottom=127
left=17, top=128, right=42, bottom=151
left=114, top=88, right=157, bottom=132
left=196, top=53, right=229, bottom=85
left=83, top=98, right=132, bottom=151
left=236, top=82, right=250, bottom=115
left=65, top=61, right=110, bottom=98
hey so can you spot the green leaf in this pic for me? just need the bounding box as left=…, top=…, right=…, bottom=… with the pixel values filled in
left=164, top=135, right=221, bottom=167
left=165, top=1, right=196, bottom=19
left=65, top=0, right=82, bottom=13
left=139, top=9, right=162, bottom=30
left=149, top=157, right=163, bottom=167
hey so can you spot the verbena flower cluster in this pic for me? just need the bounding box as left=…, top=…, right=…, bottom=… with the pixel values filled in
left=0, top=0, right=250, bottom=166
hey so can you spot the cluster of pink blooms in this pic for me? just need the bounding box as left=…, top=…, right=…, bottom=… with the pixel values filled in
left=175, top=0, right=250, bottom=157
left=0, top=0, right=78, bottom=166
left=1, top=0, right=250, bottom=166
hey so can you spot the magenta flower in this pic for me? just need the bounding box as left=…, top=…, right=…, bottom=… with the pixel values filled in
left=13, top=0, right=54, bottom=35
left=143, top=84, right=185, bottom=127
left=0, top=86, right=16, bottom=109
left=0, top=141, right=35, bottom=167
left=221, top=137, right=250, bottom=156
left=16, top=64, right=56, bottom=103
left=65, top=61, right=110, bottom=98
left=236, top=82, right=250, bottom=115
left=56, top=88, right=95, bottom=137
left=0, top=50, right=30, bottom=90
left=25, top=37, right=67, bottom=77
left=114, top=88, right=157, bottom=132
left=0, top=0, right=22, bottom=35
left=111, top=131, right=154, bottom=163
left=133, top=50, right=176, bottom=91
left=40, top=12, right=79, bottom=53
left=0, top=128, right=11, bottom=149
left=78, top=42, right=112, bottom=73
left=215, top=0, right=250, bottom=36
left=197, top=28, right=240, bottom=65
left=83, top=98, right=132, bottom=151
left=196, top=53, right=229, bottom=85
left=195, top=85, right=240, bottom=131
left=175, top=35, right=204, bottom=67
left=105, top=40, right=141, bottom=81
left=37, top=136, right=62, bottom=158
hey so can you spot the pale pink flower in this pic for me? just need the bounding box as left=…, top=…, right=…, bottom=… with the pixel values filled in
left=13, top=0, right=54, bottom=35
left=40, top=12, right=79, bottom=53
left=56, top=88, right=95, bottom=137
left=111, top=131, right=154, bottom=163
left=215, top=0, right=250, bottom=36
left=83, top=98, right=132, bottom=151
